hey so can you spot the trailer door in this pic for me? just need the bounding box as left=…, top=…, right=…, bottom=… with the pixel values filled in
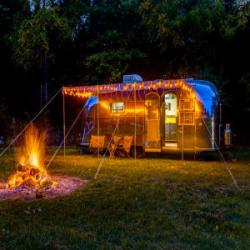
left=145, top=93, right=161, bottom=151
left=164, top=93, right=177, bottom=147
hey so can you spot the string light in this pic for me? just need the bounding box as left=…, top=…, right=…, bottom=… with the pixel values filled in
left=63, top=79, right=194, bottom=99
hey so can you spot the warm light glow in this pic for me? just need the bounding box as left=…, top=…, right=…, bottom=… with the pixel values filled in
left=7, top=124, right=51, bottom=189
left=63, top=87, right=92, bottom=98
left=100, top=101, right=144, bottom=115
left=195, top=99, right=202, bottom=116
left=99, top=101, right=110, bottom=111
left=63, top=79, right=193, bottom=99
left=125, top=107, right=145, bottom=115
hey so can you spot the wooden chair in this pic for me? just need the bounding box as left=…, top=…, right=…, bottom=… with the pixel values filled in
left=109, top=135, right=122, bottom=158
left=89, top=135, right=106, bottom=155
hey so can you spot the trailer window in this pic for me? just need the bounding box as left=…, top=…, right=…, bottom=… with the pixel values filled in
left=111, top=102, right=124, bottom=113
left=179, top=112, right=194, bottom=125
left=179, top=99, right=194, bottom=111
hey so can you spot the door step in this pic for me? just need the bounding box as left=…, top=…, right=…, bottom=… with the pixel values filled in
left=164, top=142, right=177, bottom=147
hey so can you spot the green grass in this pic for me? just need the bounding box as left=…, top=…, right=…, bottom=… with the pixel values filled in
left=0, top=151, right=249, bottom=249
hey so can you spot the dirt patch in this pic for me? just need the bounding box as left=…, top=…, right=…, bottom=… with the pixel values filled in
left=0, top=176, right=88, bottom=201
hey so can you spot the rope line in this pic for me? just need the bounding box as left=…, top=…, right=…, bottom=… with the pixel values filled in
left=46, top=103, right=87, bottom=168
left=94, top=118, right=120, bottom=179
left=201, top=117, right=240, bottom=191
left=0, top=87, right=63, bottom=158
left=94, top=90, right=132, bottom=179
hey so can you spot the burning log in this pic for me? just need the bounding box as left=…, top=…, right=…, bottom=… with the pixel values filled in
left=7, top=124, right=54, bottom=190
left=8, top=163, right=50, bottom=189
left=0, top=124, right=87, bottom=201
left=0, top=176, right=88, bottom=200
left=30, top=167, right=40, bottom=176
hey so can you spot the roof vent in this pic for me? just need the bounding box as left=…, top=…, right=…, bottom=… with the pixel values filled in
left=122, top=74, right=143, bottom=83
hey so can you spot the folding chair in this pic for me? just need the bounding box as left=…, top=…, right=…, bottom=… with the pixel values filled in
left=120, top=136, right=133, bottom=158
left=89, top=135, right=106, bottom=155
left=108, top=135, right=122, bottom=158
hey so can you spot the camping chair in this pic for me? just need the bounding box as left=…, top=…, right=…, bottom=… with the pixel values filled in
left=120, top=136, right=133, bottom=158
left=108, top=135, right=122, bottom=158
left=89, top=135, right=106, bottom=155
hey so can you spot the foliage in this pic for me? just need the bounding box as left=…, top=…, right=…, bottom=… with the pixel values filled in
left=84, top=0, right=145, bottom=82
left=139, top=0, right=239, bottom=69
left=9, top=7, right=70, bottom=70
left=0, top=0, right=250, bottom=142
left=85, top=48, right=144, bottom=82
left=5, top=0, right=250, bottom=81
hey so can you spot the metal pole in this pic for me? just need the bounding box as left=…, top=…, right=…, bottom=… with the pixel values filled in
left=134, top=84, right=136, bottom=160
left=97, top=87, right=100, bottom=159
left=181, top=125, right=184, bottom=161
left=194, top=98, right=197, bottom=160
left=63, top=88, right=66, bottom=159
left=219, top=103, right=222, bottom=146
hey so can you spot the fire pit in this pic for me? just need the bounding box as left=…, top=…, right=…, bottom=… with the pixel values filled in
left=0, top=176, right=88, bottom=200
left=0, top=124, right=88, bottom=201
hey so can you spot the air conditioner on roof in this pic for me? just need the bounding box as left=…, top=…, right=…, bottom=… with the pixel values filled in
left=122, top=74, right=143, bottom=83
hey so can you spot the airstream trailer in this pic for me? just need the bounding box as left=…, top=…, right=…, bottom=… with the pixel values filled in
left=63, top=77, right=219, bottom=156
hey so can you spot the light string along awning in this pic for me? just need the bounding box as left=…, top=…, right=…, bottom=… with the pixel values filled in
left=63, top=79, right=193, bottom=98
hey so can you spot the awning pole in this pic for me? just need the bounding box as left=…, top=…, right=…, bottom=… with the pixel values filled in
left=181, top=125, right=184, bottom=161
left=194, top=97, right=197, bottom=160
left=63, top=87, right=66, bottom=159
left=97, top=87, right=100, bottom=159
left=219, top=103, right=222, bottom=146
left=134, top=84, right=136, bottom=160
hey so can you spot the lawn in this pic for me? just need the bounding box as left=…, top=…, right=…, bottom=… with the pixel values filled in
left=0, top=151, right=249, bottom=249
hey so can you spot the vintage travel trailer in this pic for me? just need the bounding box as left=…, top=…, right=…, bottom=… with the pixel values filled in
left=63, top=76, right=220, bottom=156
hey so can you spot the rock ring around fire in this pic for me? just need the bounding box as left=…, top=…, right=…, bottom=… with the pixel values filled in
left=0, top=176, right=88, bottom=201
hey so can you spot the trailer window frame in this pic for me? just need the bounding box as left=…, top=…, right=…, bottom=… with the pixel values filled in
left=179, top=112, right=195, bottom=125
left=110, top=102, right=125, bottom=113
left=179, top=98, right=195, bottom=111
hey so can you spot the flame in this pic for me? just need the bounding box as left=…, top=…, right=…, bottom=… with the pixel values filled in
left=7, top=124, right=50, bottom=189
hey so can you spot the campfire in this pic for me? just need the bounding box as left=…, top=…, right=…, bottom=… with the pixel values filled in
left=7, top=124, right=52, bottom=189
left=0, top=124, right=87, bottom=200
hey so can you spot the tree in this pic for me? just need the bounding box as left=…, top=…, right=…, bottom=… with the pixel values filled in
left=10, top=7, right=70, bottom=71
left=1, top=0, right=249, bottom=143
left=84, top=0, right=145, bottom=82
